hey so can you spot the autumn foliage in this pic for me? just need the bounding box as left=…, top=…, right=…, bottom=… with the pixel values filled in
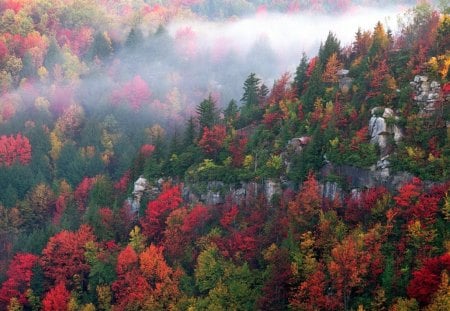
left=0, top=134, right=31, bottom=166
left=198, top=125, right=227, bottom=157
left=42, top=282, right=70, bottom=311
left=40, top=225, right=95, bottom=287
left=0, top=253, right=38, bottom=308
left=140, top=185, right=182, bottom=241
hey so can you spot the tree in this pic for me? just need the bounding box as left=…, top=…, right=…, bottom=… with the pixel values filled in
left=181, top=204, right=211, bottom=236
left=322, top=52, right=343, bottom=84
left=425, top=271, right=450, bottom=310
left=89, top=32, right=112, bottom=60
left=352, top=28, right=372, bottom=59
left=366, top=58, right=397, bottom=106
left=303, top=58, right=324, bottom=112
left=239, top=73, right=263, bottom=127
left=290, top=264, right=340, bottom=311
left=293, top=52, right=309, bottom=96
left=257, top=245, right=292, bottom=310
left=0, top=134, right=32, bottom=167
left=40, top=225, right=95, bottom=287
left=125, top=27, right=144, bottom=49
left=0, top=253, right=38, bottom=309
left=42, top=282, right=70, bottom=311
left=20, top=183, right=55, bottom=231
left=407, top=253, right=450, bottom=306
left=112, top=75, right=151, bottom=111
left=224, top=99, right=239, bottom=128
left=198, top=125, right=227, bottom=158
left=196, top=95, right=219, bottom=134
left=319, top=31, right=341, bottom=65
left=139, top=244, right=181, bottom=309
left=229, top=134, right=248, bottom=167
left=369, top=21, right=389, bottom=58
left=328, top=236, right=370, bottom=310
left=182, top=116, right=197, bottom=147
left=140, top=185, right=182, bottom=242
left=288, top=171, right=322, bottom=230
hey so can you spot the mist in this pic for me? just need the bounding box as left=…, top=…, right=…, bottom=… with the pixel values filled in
left=1, top=3, right=417, bottom=132
left=114, top=5, right=406, bottom=117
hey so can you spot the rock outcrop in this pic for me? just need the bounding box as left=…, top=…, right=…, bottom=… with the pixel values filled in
left=410, top=75, right=442, bottom=116
left=369, top=107, right=403, bottom=157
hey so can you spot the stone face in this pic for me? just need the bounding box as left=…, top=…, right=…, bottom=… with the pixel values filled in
left=321, top=181, right=342, bottom=201
left=264, top=179, right=281, bottom=203
left=410, top=75, right=442, bottom=116
left=369, top=107, right=403, bottom=157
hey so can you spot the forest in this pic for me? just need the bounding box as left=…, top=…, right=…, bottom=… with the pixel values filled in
left=0, top=0, right=449, bottom=310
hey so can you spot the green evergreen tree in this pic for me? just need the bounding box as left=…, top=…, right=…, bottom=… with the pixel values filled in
left=44, top=37, right=63, bottom=70
left=20, top=52, right=35, bottom=79
left=319, top=32, right=341, bottom=65
left=89, top=32, right=113, bottom=60
left=224, top=99, right=239, bottom=127
left=183, top=116, right=197, bottom=147
left=125, top=27, right=144, bottom=49
left=302, top=61, right=324, bottom=113
left=293, top=52, right=309, bottom=96
left=196, top=95, right=220, bottom=134
left=258, top=83, right=269, bottom=105
left=239, top=73, right=263, bottom=127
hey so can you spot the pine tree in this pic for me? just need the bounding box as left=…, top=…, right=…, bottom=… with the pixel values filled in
left=44, top=37, right=63, bottom=71
left=319, top=32, right=341, bottom=65
left=241, top=73, right=260, bottom=108
left=125, top=27, right=144, bottom=49
left=183, top=116, right=197, bottom=147
left=239, top=73, right=263, bottom=127
left=293, top=52, right=309, bottom=96
left=303, top=61, right=324, bottom=113
left=89, top=32, right=113, bottom=60
left=196, top=95, right=219, bottom=134
left=224, top=99, right=239, bottom=127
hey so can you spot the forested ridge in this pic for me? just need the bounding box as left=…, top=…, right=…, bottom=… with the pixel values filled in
left=0, top=1, right=450, bottom=310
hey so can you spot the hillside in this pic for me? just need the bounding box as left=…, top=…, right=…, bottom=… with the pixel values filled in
left=0, top=1, right=450, bottom=310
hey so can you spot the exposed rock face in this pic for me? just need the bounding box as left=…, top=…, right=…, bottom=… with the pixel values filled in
left=182, top=179, right=282, bottom=206
left=321, top=181, right=342, bottom=201
left=337, top=69, right=353, bottom=93
left=131, top=176, right=149, bottom=214
left=369, top=107, right=403, bottom=157
left=410, top=75, right=442, bottom=116
left=320, top=163, right=414, bottom=192
left=265, top=179, right=281, bottom=203
left=283, top=136, right=311, bottom=173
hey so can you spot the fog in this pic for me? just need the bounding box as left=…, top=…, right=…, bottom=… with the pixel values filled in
left=168, top=5, right=402, bottom=73
left=119, top=5, right=405, bottom=117
left=2, top=3, right=419, bottom=129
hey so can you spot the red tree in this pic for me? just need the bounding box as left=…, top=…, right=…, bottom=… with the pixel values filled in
left=407, top=253, right=450, bottom=305
left=288, top=171, right=322, bottom=229
left=0, top=253, right=38, bottom=308
left=40, top=225, right=95, bottom=287
left=181, top=204, right=211, bottom=235
left=198, top=125, right=227, bottom=157
left=112, top=75, right=152, bottom=111
left=0, top=133, right=32, bottom=166
left=140, top=185, right=182, bottom=241
left=229, top=135, right=248, bottom=167
left=328, top=237, right=370, bottom=310
left=114, top=170, right=130, bottom=194
left=42, top=282, right=70, bottom=311
left=290, top=264, right=341, bottom=311
left=220, top=205, right=239, bottom=229
left=74, top=177, right=96, bottom=211
left=140, top=144, right=155, bottom=157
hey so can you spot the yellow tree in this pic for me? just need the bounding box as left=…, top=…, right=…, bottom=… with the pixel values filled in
left=322, top=52, right=343, bottom=84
